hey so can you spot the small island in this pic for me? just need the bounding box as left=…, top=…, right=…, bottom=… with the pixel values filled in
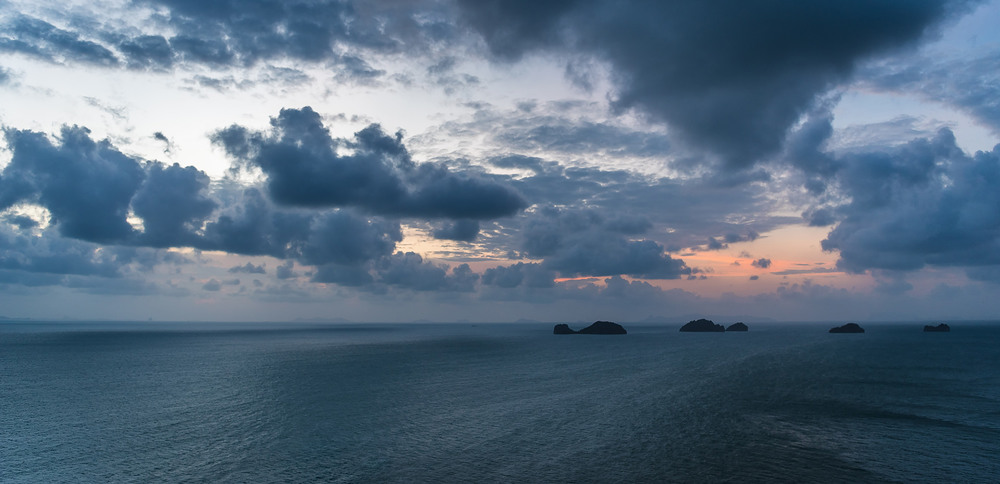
left=726, top=322, right=749, bottom=332
left=553, top=321, right=627, bottom=335
left=829, top=323, right=865, bottom=333
left=923, top=323, right=951, bottom=332
left=679, top=318, right=725, bottom=332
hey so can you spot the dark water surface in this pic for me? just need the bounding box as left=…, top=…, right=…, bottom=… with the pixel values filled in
left=2, top=321, right=998, bottom=483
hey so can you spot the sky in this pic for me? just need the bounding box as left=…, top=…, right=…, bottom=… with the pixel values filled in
left=1, top=0, right=999, bottom=323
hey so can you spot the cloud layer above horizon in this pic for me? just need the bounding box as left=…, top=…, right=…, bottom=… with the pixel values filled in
left=1, top=0, right=999, bottom=322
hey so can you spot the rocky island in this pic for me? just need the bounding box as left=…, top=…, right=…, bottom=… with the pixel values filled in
left=553, top=321, right=627, bottom=335
left=726, top=322, right=749, bottom=332
left=829, top=323, right=865, bottom=333
left=679, top=318, right=725, bottom=332
left=923, top=323, right=951, bottom=332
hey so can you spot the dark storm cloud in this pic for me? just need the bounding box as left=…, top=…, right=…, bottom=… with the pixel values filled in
left=789, top=112, right=1000, bottom=278
left=131, top=0, right=456, bottom=66
left=309, top=251, right=480, bottom=293
left=519, top=208, right=691, bottom=280
left=0, top=125, right=408, bottom=286
left=375, top=252, right=478, bottom=292
left=311, top=263, right=374, bottom=286
left=542, top=234, right=690, bottom=279
left=197, top=187, right=403, bottom=272
left=1, top=126, right=144, bottom=243
left=432, top=219, right=480, bottom=242
left=1, top=127, right=222, bottom=248
left=0, top=0, right=463, bottom=90
left=196, top=188, right=302, bottom=257
left=456, top=0, right=976, bottom=165
left=296, top=210, right=402, bottom=266
left=803, top=207, right=837, bottom=227
left=168, top=35, right=235, bottom=66
left=0, top=15, right=120, bottom=66
left=481, top=262, right=555, bottom=289
left=132, top=162, right=217, bottom=248
left=216, top=106, right=526, bottom=219
left=115, top=34, right=175, bottom=70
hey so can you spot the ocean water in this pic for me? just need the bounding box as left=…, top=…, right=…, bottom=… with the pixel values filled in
left=2, top=321, right=998, bottom=483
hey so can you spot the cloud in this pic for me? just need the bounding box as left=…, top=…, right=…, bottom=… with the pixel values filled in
left=275, top=260, right=297, bottom=280
left=0, top=66, right=12, bottom=85
left=457, top=0, right=975, bottom=165
left=152, top=132, right=173, bottom=153
left=168, top=35, right=235, bottom=67
left=295, top=210, right=402, bottom=267
left=0, top=225, right=123, bottom=278
left=0, top=124, right=409, bottom=287
left=432, top=219, right=480, bottom=241
left=202, top=278, right=222, bottom=291
left=0, top=220, right=187, bottom=288
left=132, top=162, right=218, bottom=248
left=1, top=126, right=144, bottom=243
left=519, top=208, right=692, bottom=279
left=751, top=258, right=772, bottom=269
left=229, top=262, right=265, bottom=274
left=3, top=214, right=38, bottom=230
left=482, top=262, right=555, bottom=289
left=770, top=267, right=839, bottom=276
left=375, top=252, right=479, bottom=292
left=311, top=263, right=375, bottom=286
left=215, top=106, right=527, bottom=219
left=0, top=15, right=120, bottom=66
left=132, top=0, right=456, bottom=67
left=787, top=112, right=1000, bottom=277
left=115, top=34, right=175, bottom=70
left=859, top=50, right=1000, bottom=134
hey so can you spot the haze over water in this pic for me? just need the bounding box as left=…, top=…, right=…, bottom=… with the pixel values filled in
left=2, top=321, right=998, bottom=482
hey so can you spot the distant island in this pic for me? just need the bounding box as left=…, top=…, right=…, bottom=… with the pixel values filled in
left=726, top=322, right=749, bottom=332
left=923, top=323, right=951, bottom=332
left=829, top=323, right=865, bottom=333
left=679, top=319, right=725, bottom=332
left=553, top=321, right=627, bottom=335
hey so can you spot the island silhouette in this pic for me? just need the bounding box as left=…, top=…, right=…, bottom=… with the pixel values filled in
left=829, top=323, right=865, bottom=333
left=553, top=321, right=627, bottom=334
left=679, top=318, right=725, bottom=332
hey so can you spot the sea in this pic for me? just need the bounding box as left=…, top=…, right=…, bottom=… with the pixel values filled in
left=2, top=321, right=998, bottom=483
